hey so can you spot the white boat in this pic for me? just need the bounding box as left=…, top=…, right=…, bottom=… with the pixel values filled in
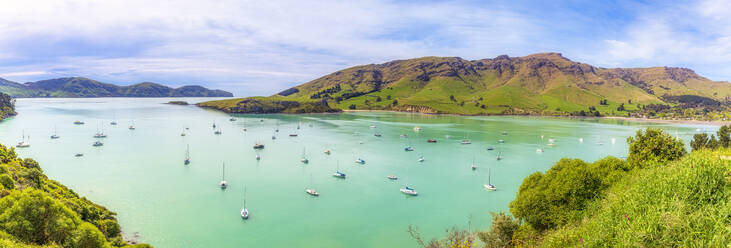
left=400, top=186, right=418, bottom=196
left=355, top=158, right=365, bottom=164
left=255, top=154, right=261, bottom=160
left=219, top=163, right=228, bottom=189
left=184, top=145, right=190, bottom=165
left=536, top=135, right=544, bottom=153
left=387, top=175, right=398, bottom=180
left=413, top=126, right=421, bottom=132
left=305, top=174, right=318, bottom=196
left=110, top=113, right=117, bottom=125
left=271, top=135, right=276, bottom=140
left=498, top=139, right=504, bottom=143
left=333, top=161, right=345, bottom=178
left=370, top=125, right=376, bottom=128
left=230, top=117, right=237, bottom=121
left=323, top=149, right=331, bottom=155
left=300, top=148, right=309, bottom=164
left=50, top=126, right=60, bottom=139
left=214, top=129, right=222, bottom=135
left=404, top=146, right=414, bottom=151
left=92, top=140, right=103, bottom=147
left=93, top=132, right=107, bottom=138
left=471, top=158, right=477, bottom=170
left=501, top=131, right=507, bottom=136
left=73, top=120, right=84, bottom=125
left=579, top=138, right=584, bottom=143
left=461, top=139, right=471, bottom=144
left=484, top=168, right=497, bottom=191
left=128, top=121, right=135, bottom=130
left=241, top=187, right=249, bottom=219
left=418, top=156, right=424, bottom=162
left=16, top=131, right=30, bottom=148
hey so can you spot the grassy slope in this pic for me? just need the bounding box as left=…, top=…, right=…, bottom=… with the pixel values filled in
left=539, top=149, right=731, bottom=247
left=200, top=53, right=731, bottom=115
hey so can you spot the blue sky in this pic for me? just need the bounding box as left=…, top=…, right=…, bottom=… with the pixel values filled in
left=0, top=0, right=730, bottom=96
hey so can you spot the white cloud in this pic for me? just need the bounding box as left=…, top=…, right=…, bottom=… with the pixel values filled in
left=0, top=71, right=48, bottom=78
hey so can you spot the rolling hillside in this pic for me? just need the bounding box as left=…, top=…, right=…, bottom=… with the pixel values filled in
left=200, top=53, right=731, bottom=115
left=0, top=77, right=233, bottom=97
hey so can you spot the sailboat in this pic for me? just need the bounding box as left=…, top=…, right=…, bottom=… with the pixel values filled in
left=404, top=146, right=414, bottom=151
left=110, top=113, right=117, bottom=125
left=94, top=124, right=107, bottom=138
left=418, top=155, right=424, bottom=162
left=275, top=121, right=280, bottom=132
left=92, top=138, right=103, bottom=147
left=181, top=128, right=186, bottom=136
left=184, top=145, right=190, bottom=165
left=400, top=164, right=418, bottom=196
left=536, top=135, right=544, bottom=153
left=300, top=148, right=309, bottom=164
left=242, top=120, right=247, bottom=131
left=297, top=121, right=301, bottom=130
left=253, top=142, right=264, bottom=149
left=496, top=143, right=503, bottom=161
left=355, top=158, right=365, bottom=164
left=16, top=131, right=30, bottom=148
left=323, top=149, right=331, bottom=155
left=255, top=153, right=261, bottom=160
left=332, top=161, right=345, bottom=178
left=212, top=122, right=216, bottom=129
left=128, top=121, right=135, bottom=130
left=471, top=157, right=477, bottom=170
left=484, top=168, right=497, bottom=191
left=230, top=117, right=237, bottom=121
left=461, top=133, right=471, bottom=144
left=219, top=163, right=228, bottom=189
left=50, top=126, right=60, bottom=139
left=387, top=175, right=398, bottom=180
left=214, top=128, right=222, bottom=135
left=305, top=174, right=319, bottom=196
left=73, top=120, right=84, bottom=125
left=241, top=186, right=249, bottom=219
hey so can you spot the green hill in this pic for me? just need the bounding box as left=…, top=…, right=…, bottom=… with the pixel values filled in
left=199, top=53, right=731, bottom=116
left=0, top=77, right=232, bottom=98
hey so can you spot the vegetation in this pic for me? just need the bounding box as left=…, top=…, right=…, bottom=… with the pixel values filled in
left=196, top=96, right=339, bottom=114
left=691, top=124, right=731, bottom=151
left=0, top=92, right=16, bottom=120
left=166, top=101, right=189, bottom=105
left=0, top=143, right=150, bottom=247
left=199, top=53, right=731, bottom=118
left=419, top=128, right=730, bottom=247
left=0, top=77, right=232, bottom=97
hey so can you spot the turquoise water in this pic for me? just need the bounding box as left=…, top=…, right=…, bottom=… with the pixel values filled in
left=0, top=98, right=718, bottom=247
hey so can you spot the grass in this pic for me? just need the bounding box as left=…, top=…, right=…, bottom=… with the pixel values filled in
left=539, top=149, right=731, bottom=247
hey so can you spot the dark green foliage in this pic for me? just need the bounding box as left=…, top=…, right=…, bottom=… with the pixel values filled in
left=386, top=95, right=391, bottom=100
left=277, top=87, right=299, bottom=96
left=718, top=125, right=730, bottom=148
left=21, top=158, right=40, bottom=171
left=509, top=158, right=628, bottom=230
left=392, top=99, right=398, bottom=106
left=617, top=103, right=625, bottom=111
left=478, top=212, right=519, bottom=248
left=599, top=99, right=608, bottom=105
left=348, top=104, right=356, bottom=110
left=18, top=168, right=43, bottom=188
left=0, top=189, right=81, bottom=245
left=626, top=128, right=686, bottom=169
left=309, top=84, right=341, bottom=99
left=449, top=95, right=456, bottom=102
left=0, top=174, right=13, bottom=190
left=376, top=96, right=382, bottom=102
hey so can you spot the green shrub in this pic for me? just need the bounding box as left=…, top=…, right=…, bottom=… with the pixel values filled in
left=626, top=128, right=686, bottom=169
left=0, top=174, right=14, bottom=190
left=478, top=212, right=519, bottom=248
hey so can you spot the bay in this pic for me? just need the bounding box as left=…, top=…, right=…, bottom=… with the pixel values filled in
left=0, top=98, right=716, bottom=247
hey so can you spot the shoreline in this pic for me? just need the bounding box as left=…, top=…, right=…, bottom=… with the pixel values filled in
left=198, top=106, right=729, bottom=126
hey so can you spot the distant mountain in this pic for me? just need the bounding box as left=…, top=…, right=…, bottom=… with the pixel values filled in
left=199, top=53, right=731, bottom=115
left=0, top=77, right=233, bottom=97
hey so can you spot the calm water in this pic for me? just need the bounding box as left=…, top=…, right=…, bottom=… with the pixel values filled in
left=0, top=98, right=717, bottom=247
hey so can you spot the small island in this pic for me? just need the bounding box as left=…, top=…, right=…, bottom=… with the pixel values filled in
left=167, top=101, right=189, bottom=105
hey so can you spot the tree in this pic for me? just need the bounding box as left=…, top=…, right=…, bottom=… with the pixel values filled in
left=478, top=212, right=519, bottom=248
left=617, top=103, right=625, bottom=111
left=717, top=125, right=730, bottom=148
left=0, top=174, right=14, bottom=190
left=348, top=104, right=356, bottom=110
left=509, top=158, right=605, bottom=230
left=70, top=222, right=106, bottom=248
left=392, top=99, right=398, bottom=106
left=386, top=95, right=391, bottom=100
left=449, top=95, right=456, bottom=102
left=691, top=133, right=710, bottom=151
left=376, top=96, right=382, bottom=102
left=0, top=189, right=81, bottom=246
left=626, top=128, right=686, bottom=169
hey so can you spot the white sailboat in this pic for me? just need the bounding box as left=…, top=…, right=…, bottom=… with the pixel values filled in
left=241, top=186, right=249, bottom=219
left=418, top=155, right=424, bottom=162
left=400, top=163, right=418, bottom=196
left=128, top=121, right=135, bottom=130
left=484, top=168, right=497, bottom=191
left=219, top=163, right=228, bottom=189
left=461, top=133, right=471, bottom=144
left=305, top=174, right=319, bottom=196
left=536, top=135, right=544, bottom=153
left=471, top=157, right=477, bottom=170
left=50, top=126, right=60, bottom=139
left=214, top=128, right=222, bottom=135
left=300, top=148, right=309, bottom=164
left=332, top=161, right=345, bottom=179
left=184, top=145, right=190, bottom=165
left=92, top=138, right=103, bottom=147
left=16, top=130, right=30, bottom=148
left=94, top=124, right=107, bottom=138
left=110, top=113, right=117, bottom=125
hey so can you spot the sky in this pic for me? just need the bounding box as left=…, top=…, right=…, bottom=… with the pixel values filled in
left=0, top=0, right=730, bottom=96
